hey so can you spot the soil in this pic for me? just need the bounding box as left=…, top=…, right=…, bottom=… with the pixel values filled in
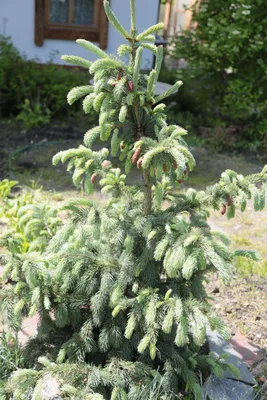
left=0, top=118, right=90, bottom=185
left=206, top=274, right=267, bottom=348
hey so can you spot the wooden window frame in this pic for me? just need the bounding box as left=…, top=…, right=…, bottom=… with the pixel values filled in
left=35, top=0, right=109, bottom=49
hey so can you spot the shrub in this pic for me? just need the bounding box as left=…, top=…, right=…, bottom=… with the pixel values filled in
left=169, top=0, right=267, bottom=150
left=16, top=99, right=51, bottom=130
left=1, top=1, right=267, bottom=399
left=0, top=35, right=95, bottom=128
left=0, top=179, right=17, bottom=199
left=0, top=181, right=62, bottom=256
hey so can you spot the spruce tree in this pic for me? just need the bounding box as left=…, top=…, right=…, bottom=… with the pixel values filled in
left=1, top=1, right=267, bottom=399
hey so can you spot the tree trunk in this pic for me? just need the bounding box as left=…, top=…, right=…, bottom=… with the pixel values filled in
left=142, top=168, right=152, bottom=215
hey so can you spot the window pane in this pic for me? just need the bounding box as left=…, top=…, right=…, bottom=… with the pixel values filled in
left=74, top=0, right=95, bottom=25
left=50, top=0, right=69, bottom=24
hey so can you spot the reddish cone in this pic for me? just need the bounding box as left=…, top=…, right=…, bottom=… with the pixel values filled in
left=117, top=69, right=123, bottom=80
left=90, top=173, right=97, bottom=184
left=220, top=204, right=227, bottom=215
left=132, top=146, right=142, bottom=165
left=128, top=80, right=134, bottom=92
left=102, top=160, right=110, bottom=168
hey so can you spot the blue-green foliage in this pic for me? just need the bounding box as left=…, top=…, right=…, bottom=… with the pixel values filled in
left=1, top=1, right=267, bottom=399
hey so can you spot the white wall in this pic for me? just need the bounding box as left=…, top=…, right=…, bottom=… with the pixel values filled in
left=0, top=0, right=159, bottom=68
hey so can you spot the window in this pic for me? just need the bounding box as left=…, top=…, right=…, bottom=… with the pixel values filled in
left=35, top=0, right=109, bottom=49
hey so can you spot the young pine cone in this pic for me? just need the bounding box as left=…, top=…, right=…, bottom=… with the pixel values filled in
left=127, top=80, right=134, bottom=92
left=132, top=146, right=142, bottom=165
left=220, top=204, right=227, bottom=215
left=90, top=173, right=98, bottom=184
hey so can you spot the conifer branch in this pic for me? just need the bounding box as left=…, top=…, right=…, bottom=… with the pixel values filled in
left=133, top=47, right=143, bottom=88
left=67, top=85, right=94, bottom=105
left=61, top=55, right=92, bottom=69
left=141, top=35, right=156, bottom=42
left=154, top=81, right=183, bottom=104
left=130, top=0, right=137, bottom=32
left=155, top=46, right=164, bottom=82
left=136, top=23, right=165, bottom=41
left=104, top=0, right=129, bottom=39
left=76, top=39, right=109, bottom=59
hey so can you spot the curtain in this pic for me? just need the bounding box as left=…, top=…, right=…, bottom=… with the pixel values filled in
left=50, top=0, right=69, bottom=23
left=74, top=0, right=95, bottom=25
left=49, top=0, right=95, bottom=25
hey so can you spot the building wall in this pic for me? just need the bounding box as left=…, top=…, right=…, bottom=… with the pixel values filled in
left=171, top=0, right=191, bottom=35
left=0, top=0, right=159, bottom=68
left=159, top=0, right=191, bottom=36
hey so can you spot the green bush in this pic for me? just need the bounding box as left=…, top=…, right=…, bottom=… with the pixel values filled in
left=16, top=99, right=51, bottom=130
left=0, top=35, right=95, bottom=128
left=169, top=0, right=267, bottom=150
left=0, top=180, right=62, bottom=256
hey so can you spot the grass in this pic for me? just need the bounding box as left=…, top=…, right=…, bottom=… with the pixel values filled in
left=0, top=332, right=24, bottom=380
left=209, top=199, right=267, bottom=278
left=234, top=257, right=267, bottom=277
left=232, top=236, right=253, bottom=247
left=232, top=230, right=267, bottom=277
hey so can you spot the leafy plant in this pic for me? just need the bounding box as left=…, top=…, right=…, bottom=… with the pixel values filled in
left=0, top=179, right=18, bottom=219
left=0, top=181, right=61, bottom=257
left=169, top=0, right=267, bottom=150
left=0, top=179, right=18, bottom=199
left=16, top=98, right=51, bottom=130
left=1, top=1, right=267, bottom=399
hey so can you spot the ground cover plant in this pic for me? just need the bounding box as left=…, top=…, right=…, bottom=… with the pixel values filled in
left=168, top=0, right=267, bottom=151
left=1, top=1, right=267, bottom=398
